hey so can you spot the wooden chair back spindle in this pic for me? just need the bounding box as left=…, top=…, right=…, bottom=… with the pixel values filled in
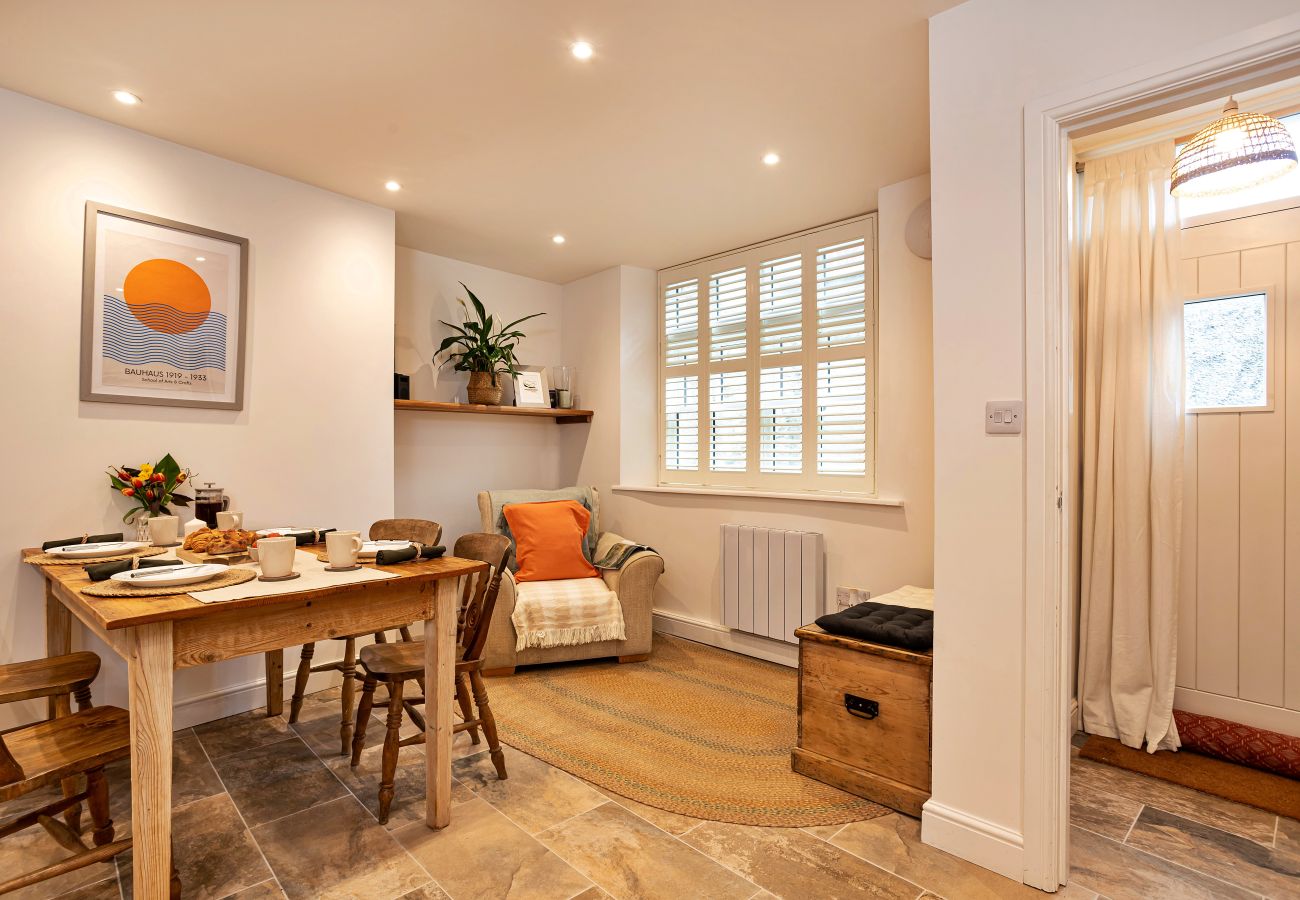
left=451, top=533, right=512, bottom=657
left=460, top=549, right=510, bottom=663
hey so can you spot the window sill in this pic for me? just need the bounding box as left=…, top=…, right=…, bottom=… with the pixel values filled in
left=611, top=484, right=904, bottom=507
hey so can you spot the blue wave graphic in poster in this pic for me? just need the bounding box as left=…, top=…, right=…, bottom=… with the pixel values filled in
left=102, top=294, right=227, bottom=371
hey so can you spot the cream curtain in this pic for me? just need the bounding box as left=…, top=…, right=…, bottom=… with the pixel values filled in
left=1078, top=142, right=1184, bottom=752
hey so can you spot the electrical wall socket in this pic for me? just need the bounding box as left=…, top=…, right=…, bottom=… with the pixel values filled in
left=835, top=587, right=873, bottom=610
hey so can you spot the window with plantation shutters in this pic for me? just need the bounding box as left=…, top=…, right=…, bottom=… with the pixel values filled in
left=658, top=214, right=876, bottom=494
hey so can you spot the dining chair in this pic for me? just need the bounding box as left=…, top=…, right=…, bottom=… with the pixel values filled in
left=349, top=534, right=511, bottom=824
left=286, top=518, right=442, bottom=756
left=0, top=652, right=180, bottom=897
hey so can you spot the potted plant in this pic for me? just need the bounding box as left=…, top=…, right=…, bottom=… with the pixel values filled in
left=107, top=453, right=193, bottom=539
left=436, top=283, right=544, bottom=406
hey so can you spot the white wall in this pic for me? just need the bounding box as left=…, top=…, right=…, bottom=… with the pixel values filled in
left=0, top=88, right=396, bottom=729
left=561, top=176, right=935, bottom=666
left=926, top=0, right=1300, bottom=877
left=393, top=247, right=566, bottom=541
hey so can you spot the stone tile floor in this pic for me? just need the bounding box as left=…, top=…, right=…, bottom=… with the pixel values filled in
left=3, top=685, right=1297, bottom=899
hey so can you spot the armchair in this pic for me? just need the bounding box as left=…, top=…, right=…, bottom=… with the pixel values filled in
left=476, top=487, right=663, bottom=674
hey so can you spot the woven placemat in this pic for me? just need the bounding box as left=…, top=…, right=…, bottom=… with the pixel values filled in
left=81, top=567, right=257, bottom=598
left=25, top=546, right=169, bottom=567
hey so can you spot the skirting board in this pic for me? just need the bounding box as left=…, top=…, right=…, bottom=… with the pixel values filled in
left=173, top=662, right=344, bottom=730
left=921, top=800, right=1025, bottom=884
left=1174, top=687, right=1300, bottom=739
left=652, top=609, right=798, bottom=667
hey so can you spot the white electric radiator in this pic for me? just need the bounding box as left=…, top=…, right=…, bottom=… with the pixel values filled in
left=719, top=525, right=825, bottom=644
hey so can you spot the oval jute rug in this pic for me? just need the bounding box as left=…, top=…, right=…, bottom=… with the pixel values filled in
left=485, top=634, right=890, bottom=827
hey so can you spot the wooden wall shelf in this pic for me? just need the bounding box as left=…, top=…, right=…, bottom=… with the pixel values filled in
left=394, top=399, right=593, bottom=424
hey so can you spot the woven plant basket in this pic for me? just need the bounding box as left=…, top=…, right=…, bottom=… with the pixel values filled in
left=467, top=371, right=503, bottom=405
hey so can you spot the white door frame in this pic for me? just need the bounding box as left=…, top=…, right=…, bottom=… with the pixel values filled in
left=1020, top=14, right=1300, bottom=890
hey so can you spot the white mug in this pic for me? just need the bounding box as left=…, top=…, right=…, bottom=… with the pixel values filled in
left=216, top=510, right=243, bottom=530
left=147, top=515, right=179, bottom=546
left=257, top=536, right=296, bottom=578
left=326, top=530, right=363, bottom=568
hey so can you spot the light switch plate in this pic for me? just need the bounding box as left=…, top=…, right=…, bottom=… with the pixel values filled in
left=986, top=400, right=1024, bottom=434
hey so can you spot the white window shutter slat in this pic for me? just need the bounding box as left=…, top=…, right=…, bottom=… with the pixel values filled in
left=664, top=375, right=699, bottom=470
left=708, top=267, right=747, bottom=361
left=816, top=358, right=867, bottom=475
left=759, top=253, right=802, bottom=356
left=759, top=365, right=802, bottom=473
left=815, top=238, right=867, bottom=348
left=663, top=279, right=699, bottom=367
left=708, top=371, right=747, bottom=471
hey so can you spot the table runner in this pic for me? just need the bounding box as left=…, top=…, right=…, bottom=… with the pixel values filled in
left=194, top=550, right=396, bottom=603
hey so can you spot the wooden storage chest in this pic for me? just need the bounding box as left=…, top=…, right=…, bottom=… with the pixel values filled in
left=791, top=623, right=932, bottom=816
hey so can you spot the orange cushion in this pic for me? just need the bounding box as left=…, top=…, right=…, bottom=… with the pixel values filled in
left=503, top=500, right=598, bottom=582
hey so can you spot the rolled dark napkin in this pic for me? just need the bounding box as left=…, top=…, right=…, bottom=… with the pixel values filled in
left=292, top=528, right=336, bottom=546
left=84, top=557, right=183, bottom=582
left=42, top=532, right=125, bottom=551
left=375, top=544, right=446, bottom=566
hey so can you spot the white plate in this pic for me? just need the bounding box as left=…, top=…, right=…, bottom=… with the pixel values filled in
left=358, top=540, right=410, bottom=558
left=110, top=563, right=226, bottom=588
left=45, top=541, right=147, bottom=559
left=256, top=527, right=311, bottom=537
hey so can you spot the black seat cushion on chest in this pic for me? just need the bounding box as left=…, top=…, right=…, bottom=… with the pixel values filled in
left=814, top=602, right=934, bottom=651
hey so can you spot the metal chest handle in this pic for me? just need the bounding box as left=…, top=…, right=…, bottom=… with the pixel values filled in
left=844, top=693, right=879, bottom=720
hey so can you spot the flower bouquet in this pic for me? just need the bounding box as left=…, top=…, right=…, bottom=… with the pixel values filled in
left=107, top=453, right=193, bottom=523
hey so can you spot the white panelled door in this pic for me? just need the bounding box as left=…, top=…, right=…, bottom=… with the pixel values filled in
left=1177, top=205, right=1300, bottom=737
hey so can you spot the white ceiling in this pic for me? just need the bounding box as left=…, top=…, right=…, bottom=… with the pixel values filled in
left=0, top=1, right=957, bottom=284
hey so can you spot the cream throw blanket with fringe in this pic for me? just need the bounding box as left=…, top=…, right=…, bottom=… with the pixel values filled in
left=511, top=577, right=626, bottom=650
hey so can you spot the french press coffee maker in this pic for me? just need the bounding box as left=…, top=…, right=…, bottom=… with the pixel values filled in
left=194, top=482, right=230, bottom=528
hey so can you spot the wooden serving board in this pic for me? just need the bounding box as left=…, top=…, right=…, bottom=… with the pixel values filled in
left=177, top=548, right=251, bottom=566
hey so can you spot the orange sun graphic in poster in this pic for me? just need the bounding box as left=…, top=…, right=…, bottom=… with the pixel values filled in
left=85, top=206, right=246, bottom=409
left=122, top=258, right=212, bottom=334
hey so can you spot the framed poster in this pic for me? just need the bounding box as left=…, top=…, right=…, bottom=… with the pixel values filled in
left=513, top=366, right=550, bottom=408
left=81, top=203, right=249, bottom=409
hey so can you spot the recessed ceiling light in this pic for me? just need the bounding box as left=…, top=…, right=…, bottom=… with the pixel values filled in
left=762, top=152, right=781, bottom=166
left=384, top=180, right=402, bottom=192
left=195, top=256, right=206, bottom=262
left=552, top=234, right=567, bottom=245
left=112, top=90, right=141, bottom=106
left=570, top=41, right=594, bottom=60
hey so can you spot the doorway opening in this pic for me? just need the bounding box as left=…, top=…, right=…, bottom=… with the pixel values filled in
left=1059, top=76, right=1300, bottom=895
left=1020, top=19, right=1300, bottom=892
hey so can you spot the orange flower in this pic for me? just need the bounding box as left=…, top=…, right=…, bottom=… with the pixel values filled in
left=121, top=487, right=135, bottom=497
left=131, top=477, right=144, bottom=488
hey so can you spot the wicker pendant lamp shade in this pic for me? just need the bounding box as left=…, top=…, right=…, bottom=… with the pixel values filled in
left=1171, top=98, right=1297, bottom=197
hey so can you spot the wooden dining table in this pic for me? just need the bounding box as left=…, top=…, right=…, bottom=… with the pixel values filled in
left=23, top=548, right=486, bottom=900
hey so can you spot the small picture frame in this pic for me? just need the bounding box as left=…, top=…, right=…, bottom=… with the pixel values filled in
left=513, top=367, right=550, bottom=407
